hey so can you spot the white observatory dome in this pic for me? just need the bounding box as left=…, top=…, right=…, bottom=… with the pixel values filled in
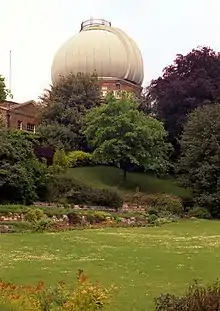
left=51, top=19, right=144, bottom=86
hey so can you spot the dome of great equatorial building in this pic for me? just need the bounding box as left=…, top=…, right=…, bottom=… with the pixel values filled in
left=51, top=18, right=144, bottom=91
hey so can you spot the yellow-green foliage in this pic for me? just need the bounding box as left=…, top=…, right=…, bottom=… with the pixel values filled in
left=25, top=208, right=45, bottom=223
left=67, top=151, right=93, bottom=168
left=53, top=149, right=69, bottom=168
left=0, top=270, right=111, bottom=311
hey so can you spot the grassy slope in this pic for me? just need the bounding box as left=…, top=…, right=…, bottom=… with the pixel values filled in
left=0, top=220, right=219, bottom=311
left=68, top=166, right=191, bottom=198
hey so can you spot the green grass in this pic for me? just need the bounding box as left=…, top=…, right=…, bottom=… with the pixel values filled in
left=0, top=220, right=220, bottom=310
left=68, top=166, right=191, bottom=198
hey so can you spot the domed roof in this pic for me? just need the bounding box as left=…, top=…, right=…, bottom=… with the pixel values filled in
left=51, top=19, right=144, bottom=86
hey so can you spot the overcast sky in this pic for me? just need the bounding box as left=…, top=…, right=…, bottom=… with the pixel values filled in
left=0, top=0, right=219, bottom=102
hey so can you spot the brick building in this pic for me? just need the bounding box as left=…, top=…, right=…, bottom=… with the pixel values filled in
left=0, top=100, right=41, bottom=132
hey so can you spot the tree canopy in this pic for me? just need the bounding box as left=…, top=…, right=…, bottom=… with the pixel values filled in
left=148, top=47, right=220, bottom=145
left=0, top=129, right=47, bottom=204
left=83, top=93, right=171, bottom=180
left=178, top=103, right=220, bottom=217
left=38, top=72, right=101, bottom=151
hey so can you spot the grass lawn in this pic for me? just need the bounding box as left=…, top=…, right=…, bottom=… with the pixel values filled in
left=68, top=166, right=191, bottom=198
left=0, top=220, right=220, bottom=310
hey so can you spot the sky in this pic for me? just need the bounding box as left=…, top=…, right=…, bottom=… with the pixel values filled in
left=0, top=0, right=219, bottom=102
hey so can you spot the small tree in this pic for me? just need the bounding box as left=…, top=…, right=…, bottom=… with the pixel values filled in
left=178, top=103, right=220, bottom=217
left=83, top=93, right=171, bottom=181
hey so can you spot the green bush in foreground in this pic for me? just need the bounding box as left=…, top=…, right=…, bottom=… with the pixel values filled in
left=0, top=270, right=111, bottom=311
left=155, top=280, right=220, bottom=311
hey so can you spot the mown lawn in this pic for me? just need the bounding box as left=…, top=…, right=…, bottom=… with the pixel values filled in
left=0, top=220, right=220, bottom=311
left=68, top=165, right=191, bottom=198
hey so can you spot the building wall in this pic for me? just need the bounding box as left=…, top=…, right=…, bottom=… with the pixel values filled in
left=99, top=79, right=142, bottom=97
left=0, top=102, right=41, bottom=132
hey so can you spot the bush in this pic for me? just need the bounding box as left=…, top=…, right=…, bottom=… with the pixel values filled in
left=53, top=149, right=69, bottom=168
left=147, top=214, right=158, bottom=225
left=67, top=211, right=82, bottom=225
left=25, top=208, right=45, bottom=222
left=32, top=218, right=53, bottom=232
left=47, top=174, right=82, bottom=202
left=155, top=280, right=220, bottom=311
left=144, top=194, right=183, bottom=216
left=188, top=206, right=212, bottom=219
left=81, top=211, right=112, bottom=224
left=67, top=150, right=93, bottom=167
left=0, top=270, right=111, bottom=311
left=67, top=187, right=123, bottom=210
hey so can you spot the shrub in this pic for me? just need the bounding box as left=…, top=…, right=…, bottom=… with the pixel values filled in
left=144, top=194, right=183, bottom=216
left=53, top=149, right=69, bottom=168
left=0, top=270, right=111, bottom=311
left=148, top=207, right=159, bottom=216
left=67, top=211, right=82, bottom=225
left=155, top=280, right=220, bottom=311
left=32, top=218, right=53, bottom=232
left=67, top=187, right=123, bottom=210
left=188, top=206, right=212, bottom=219
left=147, top=214, right=158, bottom=225
left=25, top=208, right=45, bottom=223
left=47, top=174, right=82, bottom=202
left=67, top=150, right=93, bottom=167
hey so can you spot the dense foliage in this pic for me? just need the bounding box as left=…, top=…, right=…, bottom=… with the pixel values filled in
left=148, top=47, right=220, bottom=148
left=0, top=270, right=110, bottom=311
left=67, top=150, right=93, bottom=167
left=47, top=174, right=123, bottom=210
left=84, top=93, right=171, bottom=180
left=0, top=129, right=47, bottom=204
left=178, top=104, right=220, bottom=217
left=38, top=72, right=101, bottom=151
left=155, top=280, right=220, bottom=311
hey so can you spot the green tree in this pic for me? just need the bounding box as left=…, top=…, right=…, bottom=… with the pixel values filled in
left=83, top=93, right=171, bottom=181
left=178, top=103, right=220, bottom=217
left=38, top=72, right=101, bottom=151
left=0, top=129, right=47, bottom=204
left=0, top=74, right=12, bottom=100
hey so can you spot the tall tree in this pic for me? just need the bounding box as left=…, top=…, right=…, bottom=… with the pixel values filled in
left=38, top=72, right=101, bottom=151
left=178, top=103, right=220, bottom=217
left=148, top=46, right=220, bottom=147
left=83, top=93, right=171, bottom=181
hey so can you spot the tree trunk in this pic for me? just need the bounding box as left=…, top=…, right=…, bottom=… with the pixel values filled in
left=123, top=169, right=127, bottom=182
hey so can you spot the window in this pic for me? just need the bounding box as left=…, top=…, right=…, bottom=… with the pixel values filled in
left=116, top=83, right=120, bottom=90
left=17, top=120, right=22, bottom=130
left=27, top=123, right=35, bottom=133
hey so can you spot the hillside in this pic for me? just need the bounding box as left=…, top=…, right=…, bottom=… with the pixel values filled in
left=68, top=166, right=191, bottom=198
